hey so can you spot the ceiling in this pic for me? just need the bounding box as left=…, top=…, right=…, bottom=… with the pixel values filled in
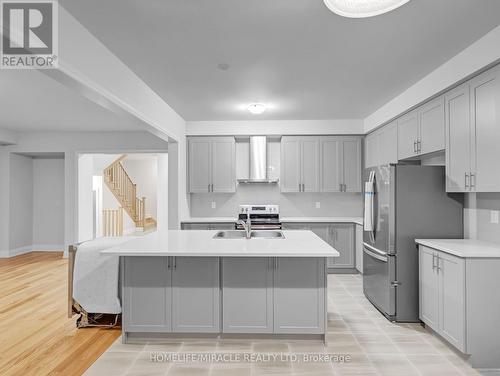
left=0, top=69, right=144, bottom=132
left=62, top=0, right=500, bottom=121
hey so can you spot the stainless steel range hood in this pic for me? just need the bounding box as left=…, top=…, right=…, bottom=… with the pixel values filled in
left=237, top=136, right=278, bottom=184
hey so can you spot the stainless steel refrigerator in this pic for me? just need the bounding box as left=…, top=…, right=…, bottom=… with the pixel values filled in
left=363, top=164, right=463, bottom=322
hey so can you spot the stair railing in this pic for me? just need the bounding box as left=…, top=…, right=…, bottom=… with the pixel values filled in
left=103, top=207, right=123, bottom=237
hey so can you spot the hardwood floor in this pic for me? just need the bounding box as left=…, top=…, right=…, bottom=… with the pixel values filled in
left=0, top=252, right=121, bottom=376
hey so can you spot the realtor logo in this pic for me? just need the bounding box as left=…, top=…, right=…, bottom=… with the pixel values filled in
left=1, top=0, right=58, bottom=69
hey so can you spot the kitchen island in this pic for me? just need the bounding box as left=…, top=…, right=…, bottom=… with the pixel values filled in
left=102, top=230, right=339, bottom=343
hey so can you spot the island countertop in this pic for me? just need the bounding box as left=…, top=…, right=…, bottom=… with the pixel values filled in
left=101, top=230, right=340, bottom=257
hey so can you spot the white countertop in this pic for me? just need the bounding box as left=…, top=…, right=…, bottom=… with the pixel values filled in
left=281, top=217, right=363, bottom=225
left=415, top=239, right=500, bottom=258
left=181, top=217, right=363, bottom=225
left=102, top=230, right=340, bottom=258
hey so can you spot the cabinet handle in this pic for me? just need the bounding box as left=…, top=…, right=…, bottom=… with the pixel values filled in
left=417, top=139, right=421, bottom=153
left=414, top=140, right=417, bottom=153
left=470, top=173, right=475, bottom=190
left=465, top=173, right=470, bottom=190
left=173, top=257, right=177, bottom=269
left=432, top=254, right=436, bottom=270
left=167, top=257, right=171, bottom=270
left=436, top=256, right=441, bottom=273
left=208, top=184, right=211, bottom=192
left=302, top=183, right=305, bottom=192
left=343, top=184, right=347, bottom=192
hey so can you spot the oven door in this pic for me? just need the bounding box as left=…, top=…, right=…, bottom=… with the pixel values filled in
left=363, top=243, right=396, bottom=318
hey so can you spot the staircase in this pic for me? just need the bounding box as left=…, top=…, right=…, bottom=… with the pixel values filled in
left=103, top=155, right=157, bottom=232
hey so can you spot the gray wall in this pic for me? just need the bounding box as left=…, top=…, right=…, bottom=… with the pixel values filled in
left=33, top=158, right=65, bottom=247
left=9, top=154, right=33, bottom=249
left=190, top=184, right=363, bottom=218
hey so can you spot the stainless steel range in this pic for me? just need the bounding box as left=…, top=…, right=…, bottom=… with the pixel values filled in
left=235, top=205, right=281, bottom=230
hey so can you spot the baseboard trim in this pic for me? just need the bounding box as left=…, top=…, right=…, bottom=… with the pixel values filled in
left=0, top=244, right=64, bottom=258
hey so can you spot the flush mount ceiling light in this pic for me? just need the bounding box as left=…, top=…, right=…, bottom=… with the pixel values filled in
left=323, top=0, right=410, bottom=18
left=247, top=103, right=267, bottom=115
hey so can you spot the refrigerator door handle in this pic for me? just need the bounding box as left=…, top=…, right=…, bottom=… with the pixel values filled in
left=363, top=242, right=389, bottom=259
left=364, top=247, right=388, bottom=263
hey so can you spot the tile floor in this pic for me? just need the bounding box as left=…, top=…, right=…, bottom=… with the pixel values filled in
left=84, top=274, right=480, bottom=376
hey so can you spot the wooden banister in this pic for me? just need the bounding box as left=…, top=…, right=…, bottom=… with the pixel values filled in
left=103, top=207, right=123, bottom=237
left=103, top=155, right=154, bottom=232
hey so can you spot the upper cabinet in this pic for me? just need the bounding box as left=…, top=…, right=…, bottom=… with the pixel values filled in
left=188, top=137, right=236, bottom=193
left=446, top=64, right=500, bottom=192
left=280, top=136, right=320, bottom=192
left=281, top=136, right=361, bottom=193
left=398, top=96, right=445, bottom=160
left=365, top=121, right=398, bottom=168
left=397, top=109, right=420, bottom=160
left=470, top=65, right=500, bottom=192
left=419, top=96, right=446, bottom=155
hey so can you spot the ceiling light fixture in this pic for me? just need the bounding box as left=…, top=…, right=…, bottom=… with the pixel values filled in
left=247, top=103, right=267, bottom=115
left=323, top=0, right=410, bottom=18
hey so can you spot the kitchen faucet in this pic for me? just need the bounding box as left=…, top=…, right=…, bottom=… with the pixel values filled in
left=237, top=216, right=252, bottom=239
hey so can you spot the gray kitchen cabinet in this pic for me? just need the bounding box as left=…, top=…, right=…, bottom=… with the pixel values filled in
left=320, top=137, right=362, bottom=192
left=364, top=132, right=378, bottom=168
left=123, top=257, right=220, bottom=334
left=188, top=138, right=212, bottom=193
left=171, top=257, right=220, bottom=333
left=280, top=137, right=302, bottom=192
left=438, top=252, right=466, bottom=352
left=280, top=136, right=320, bottom=193
left=419, top=246, right=439, bottom=329
left=445, top=83, right=472, bottom=192
left=330, top=224, right=355, bottom=268
left=212, top=138, right=237, bottom=193
left=397, top=109, right=420, bottom=160
left=284, top=222, right=355, bottom=271
left=419, top=96, right=445, bottom=155
left=342, top=138, right=362, bottom=192
left=470, top=64, right=500, bottom=192
left=181, top=222, right=235, bottom=230
left=188, top=137, right=235, bottom=193
left=364, top=122, right=397, bottom=168
left=181, top=223, right=211, bottom=230
left=419, top=246, right=466, bottom=352
left=378, top=121, right=398, bottom=166
left=222, top=257, right=274, bottom=333
left=320, top=138, right=342, bottom=192
left=122, top=257, right=172, bottom=332
left=273, top=258, right=325, bottom=334
left=301, top=138, right=321, bottom=192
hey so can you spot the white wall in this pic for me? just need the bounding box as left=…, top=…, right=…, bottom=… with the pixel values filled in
left=33, top=158, right=65, bottom=248
left=122, top=158, right=158, bottom=219
left=364, top=25, right=500, bottom=132
left=187, top=119, right=364, bottom=136
left=77, top=154, right=94, bottom=242
left=9, top=154, right=33, bottom=251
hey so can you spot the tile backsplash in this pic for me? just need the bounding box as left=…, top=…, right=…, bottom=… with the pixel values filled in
left=189, top=183, right=363, bottom=218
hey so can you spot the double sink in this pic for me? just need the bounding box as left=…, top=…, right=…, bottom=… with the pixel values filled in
left=213, top=230, right=285, bottom=239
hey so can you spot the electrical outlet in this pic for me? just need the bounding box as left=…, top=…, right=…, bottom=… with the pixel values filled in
left=211, top=201, right=216, bottom=209
left=315, top=202, right=321, bottom=209
left=491, top=210, right=499, bottom=224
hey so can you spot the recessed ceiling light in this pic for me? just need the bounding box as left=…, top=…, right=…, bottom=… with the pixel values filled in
left=323, top=0, right=410, bottom=18
left=247, top=103, right=267, bottom=115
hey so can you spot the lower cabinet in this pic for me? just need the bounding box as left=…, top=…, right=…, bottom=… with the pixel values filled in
left=123, top=256, right=220, bottom=333
left=181, top=222, right=235, bottom=230
left=222, top=257, right=326, bottom=334
left=273, top=258, right=325, bottom=334
left=222, top=258, right=274, bottom=333
left=419, top=246, right=465, bottom=352
left=171, top=257, right=220, bottom=333
left=283, top=223, right=355, bottom=271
